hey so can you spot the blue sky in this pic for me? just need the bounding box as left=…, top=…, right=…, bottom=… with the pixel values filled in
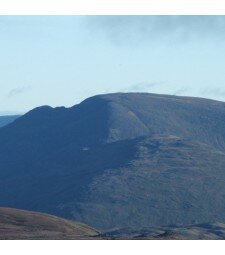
left=1, top=16, right=225, bottom=113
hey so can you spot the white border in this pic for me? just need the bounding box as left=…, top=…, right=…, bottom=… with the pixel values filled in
left=1, top=240, right=224, bottom=255
left=1, top=0, right=225, bottom=254
left=0, top=0, right=225, bottom=14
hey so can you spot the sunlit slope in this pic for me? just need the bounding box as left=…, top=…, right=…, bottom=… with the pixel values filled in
left=0, top=207, right=98, bottom=239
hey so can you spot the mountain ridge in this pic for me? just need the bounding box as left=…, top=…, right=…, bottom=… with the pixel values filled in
left=3, top=92, right=225, bottom=150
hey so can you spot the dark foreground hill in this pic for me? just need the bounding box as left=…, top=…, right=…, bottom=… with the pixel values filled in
left=0, top=115, right=20, bottom=128
left=0, top=207, right=98, bottom=239
left=0, top=93, right=225, bottom=230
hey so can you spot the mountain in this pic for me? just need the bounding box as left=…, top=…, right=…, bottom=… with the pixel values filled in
left=0, top=115, right=20, bottom=128
left=0, top=207, right=98, bottom=239
left=0, top=93, right=225, bottom=230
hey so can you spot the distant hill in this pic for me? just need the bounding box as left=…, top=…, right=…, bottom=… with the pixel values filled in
left=0, top=207, right=98, bottom=240
left=0, top=115, right=20, bottom=128
left=0, top=93, right=225, bottom=230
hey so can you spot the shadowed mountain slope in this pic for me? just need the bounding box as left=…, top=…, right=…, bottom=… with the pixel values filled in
left=0, top=93, right=225, bottom=230
left=0, top=207, right=98, bottom=240
left=65, top=136, right=225, bottom=230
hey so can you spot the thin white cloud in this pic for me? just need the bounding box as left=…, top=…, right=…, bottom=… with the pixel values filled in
left=200, top=87, right=225, bottom=97
left=122, top=81, right=167, bottom=92
left=85, top=16, right=225, bottom=45
left=8, top=86, right=31, bottom=98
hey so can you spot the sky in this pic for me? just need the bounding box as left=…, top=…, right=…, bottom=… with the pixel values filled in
left=1, top=15, right=225, bottom=114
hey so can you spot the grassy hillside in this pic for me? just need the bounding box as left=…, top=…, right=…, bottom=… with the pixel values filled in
left=0, top=207, right=98, bottom=240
